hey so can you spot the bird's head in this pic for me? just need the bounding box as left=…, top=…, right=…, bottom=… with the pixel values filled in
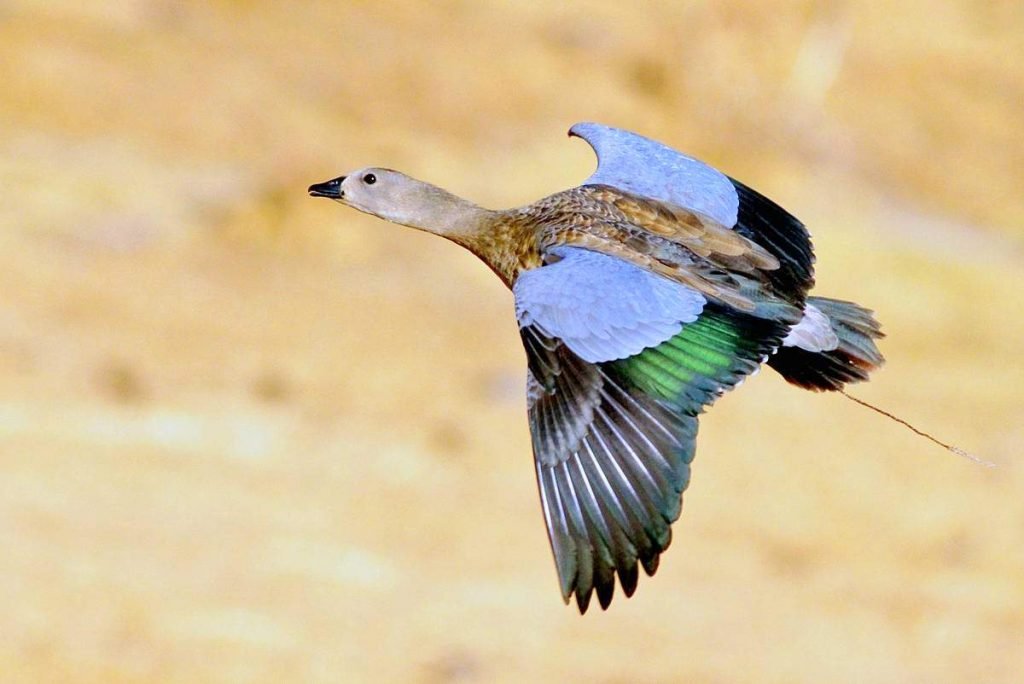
left=308, top=167, right=450, bottom=229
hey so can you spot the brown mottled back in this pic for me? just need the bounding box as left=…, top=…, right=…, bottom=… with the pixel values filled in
left=484, top=185, right=801, bottom=318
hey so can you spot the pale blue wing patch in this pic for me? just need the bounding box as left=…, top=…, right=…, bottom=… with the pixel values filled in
left=514, top=247, right=706, bottom=363
left=569, top=122, right=740, bottom=227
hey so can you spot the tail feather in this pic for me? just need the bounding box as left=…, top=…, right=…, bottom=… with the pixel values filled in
left=768, top=296, right=885, bottom=391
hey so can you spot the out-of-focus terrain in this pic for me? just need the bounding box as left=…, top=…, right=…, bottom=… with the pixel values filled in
left=1, top=2, right=1022, bottom=682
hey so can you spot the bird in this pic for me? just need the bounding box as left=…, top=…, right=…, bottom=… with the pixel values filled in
left=308, top=122, right=884, bottom=613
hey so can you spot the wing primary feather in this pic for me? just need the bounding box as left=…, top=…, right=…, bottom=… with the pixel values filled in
left=555, top=461, right=596, bottom=613
left=601, top=371, right=684, bottom=446
left=568, top=453, right=617, bottom=554
left=538, top=462, right=576, bottom=603
left=585, top=423, right=659, bottom=559
left=594, top=403, right=675, bottom=501
left=641, top=553, right=660, bottom=576
left=598, top=388, right=676, bottom=478
left=581, top=438, right=643, bottom=597
left=577, top=441, right=643, bottom=583
left=618, top=557, right=640, bottom=597
left=592, top=404, right=672, bottom=575
left=592, top=409, right=672, bottom=548
left=578, top=437, right=636, bottom=541
left=596, top=404, right=670, bottom=511
left=568, top=453, right=618, bottom=610
left=587, top=412, right=652, bottom=520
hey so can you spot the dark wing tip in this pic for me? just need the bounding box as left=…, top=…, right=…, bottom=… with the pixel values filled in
left=641, top=553, right=660, bottom=576
left=596, top=573, right=617, bottom=611
left=619, top=562, right=639, bottom=597
left=574, top=586, right=594, bottom=614
left=571, top=551, right=665, bottom=613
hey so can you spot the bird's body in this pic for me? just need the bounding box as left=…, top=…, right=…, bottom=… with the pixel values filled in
left=309, top=123, right=884, bottom=613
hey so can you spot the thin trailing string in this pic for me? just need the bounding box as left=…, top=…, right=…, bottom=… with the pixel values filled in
left=839, top=390, right=995, bottom=468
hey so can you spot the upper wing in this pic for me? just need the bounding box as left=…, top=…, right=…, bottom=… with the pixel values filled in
left=569, top=121, right=740, bottom=226
left=516, top=248, right=789, bottom=612
left=569, top=122, right=815, bottom=301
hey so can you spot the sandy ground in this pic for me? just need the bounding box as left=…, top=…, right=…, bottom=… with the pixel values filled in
left=1, top=2, right=1023, bottom=682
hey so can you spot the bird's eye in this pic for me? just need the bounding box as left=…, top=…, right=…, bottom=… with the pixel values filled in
left=363, top=173, right=376, bottom=185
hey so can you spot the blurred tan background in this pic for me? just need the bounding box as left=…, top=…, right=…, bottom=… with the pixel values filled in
left=2, top=1, right=1023, bottom=682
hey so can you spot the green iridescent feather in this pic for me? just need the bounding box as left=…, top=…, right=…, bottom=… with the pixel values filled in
left=609, top=306, right=784, bottom=415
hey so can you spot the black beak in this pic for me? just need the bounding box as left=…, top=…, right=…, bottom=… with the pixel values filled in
left=308, top=176, right=345, bottom=198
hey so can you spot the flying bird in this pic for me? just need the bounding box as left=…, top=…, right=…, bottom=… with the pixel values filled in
left=308, top=122, right=885, bottom=613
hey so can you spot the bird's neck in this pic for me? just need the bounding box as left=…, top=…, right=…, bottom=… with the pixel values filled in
left=389, top=183, right=489, bottom=239
left=387, top=182, right=540, bottom=287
